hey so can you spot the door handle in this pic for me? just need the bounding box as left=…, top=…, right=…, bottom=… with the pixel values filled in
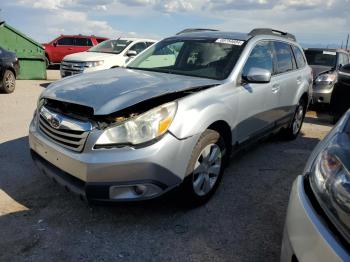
left=272, top=84, right=280, bottom=93
left=68, top=48, right=73, bottom=50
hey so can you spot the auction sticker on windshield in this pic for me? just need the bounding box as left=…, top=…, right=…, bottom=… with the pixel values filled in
left=215, top=39, right=245, bottom=46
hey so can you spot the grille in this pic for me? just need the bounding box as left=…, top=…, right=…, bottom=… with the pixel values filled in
left=38, top=107, right=91, bottom=152
left=60, top=61, right=86, bottom=76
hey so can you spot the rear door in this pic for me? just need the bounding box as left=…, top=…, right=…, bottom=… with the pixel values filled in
left=270, top=41, right=299, bottom=123
left=74, top=37, right=93, bottom=54
left=236, top=41, right=276, bottom=143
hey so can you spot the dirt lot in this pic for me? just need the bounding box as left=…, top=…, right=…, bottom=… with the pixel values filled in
left=0, top=72, right=332, bottom=262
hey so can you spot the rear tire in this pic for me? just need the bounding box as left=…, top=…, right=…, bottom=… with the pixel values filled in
left=0, top=70, right=16, bottom=94
left=282, top=99, right=307, bottom=140
left=179, top=129, right=226, bottom=207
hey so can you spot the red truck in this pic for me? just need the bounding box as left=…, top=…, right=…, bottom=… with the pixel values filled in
left=43, top=35, right=108, bottom=67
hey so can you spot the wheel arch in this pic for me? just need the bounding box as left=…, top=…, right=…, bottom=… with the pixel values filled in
left=300, top=92, right=309, bottom=104
left=207, top=120, right=233, bottom=159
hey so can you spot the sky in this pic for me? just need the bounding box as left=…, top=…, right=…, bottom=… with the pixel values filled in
left=1, top=0, right=349, bottom=48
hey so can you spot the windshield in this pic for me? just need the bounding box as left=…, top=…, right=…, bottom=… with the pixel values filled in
left=88, top=39, right=132, bottom=54
left=127, top=38, right=244, bottom=80
left=305, top=50, right=337, bottom=67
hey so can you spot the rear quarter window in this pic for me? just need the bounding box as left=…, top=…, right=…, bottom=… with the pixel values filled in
left=96, top=38, right=107, bottom=44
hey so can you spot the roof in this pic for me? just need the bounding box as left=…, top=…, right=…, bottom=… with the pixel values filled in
left=168, top=28, right=297, bottom=42
left=304, top=48, right=349, bottom=54
left=118, top=37, right=157, bottom=42
left=58, top=34, right=108, bottom=38
left=167, top=31, right=251, bottom=41
left=0, top=21, right=44, bottom=50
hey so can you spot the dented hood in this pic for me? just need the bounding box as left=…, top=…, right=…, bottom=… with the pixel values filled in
left=42, top=68, right=220, bottom=115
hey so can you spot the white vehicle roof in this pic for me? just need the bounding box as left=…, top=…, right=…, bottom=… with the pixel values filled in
left=117, top=37, right=157, bottom=42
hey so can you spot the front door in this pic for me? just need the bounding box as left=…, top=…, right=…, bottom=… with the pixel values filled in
left=237, top=41, right=277, bottom=143
left=53, top=37, right=75, bottom=63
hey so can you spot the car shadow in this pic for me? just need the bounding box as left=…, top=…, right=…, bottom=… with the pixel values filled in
left=0, top=132, right=323, bottom=261
left=304, top=116, right=333, bottom=127
left=39, top=83, right=51, bottom=88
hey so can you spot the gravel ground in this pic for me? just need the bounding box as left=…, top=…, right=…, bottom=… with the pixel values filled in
left=0, top=72, right=332, bottom=262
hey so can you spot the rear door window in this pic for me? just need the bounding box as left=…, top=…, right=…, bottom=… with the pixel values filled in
left=242, top=41, right=274, bottom=77
left=273, top=42, right=294, bottom=74
left=75, top=38, right=93, bottom=46
left=57, top=37, right=74, bottom=46
left=292, top=45, right=306, bottom=69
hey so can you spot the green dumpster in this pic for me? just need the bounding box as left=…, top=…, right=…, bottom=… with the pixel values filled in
left=0, top=21, right=46, bottom=80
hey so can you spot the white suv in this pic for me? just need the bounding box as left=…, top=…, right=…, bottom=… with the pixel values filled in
left=60, top=38, right=156, bottom=77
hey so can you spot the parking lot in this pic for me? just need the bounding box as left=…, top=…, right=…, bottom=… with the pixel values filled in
left=0, top=70, right=333, bottom=261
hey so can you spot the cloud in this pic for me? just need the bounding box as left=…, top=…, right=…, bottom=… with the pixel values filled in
left=118, top=0, right=194, bottom=12
left=3, top=0, right=350, bottom=45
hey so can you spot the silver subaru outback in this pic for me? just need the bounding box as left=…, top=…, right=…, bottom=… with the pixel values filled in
left=29, top=28, right=312, bottom=205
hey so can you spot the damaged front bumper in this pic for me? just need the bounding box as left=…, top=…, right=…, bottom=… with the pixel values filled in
left=29, top=118, right=200, bottom=202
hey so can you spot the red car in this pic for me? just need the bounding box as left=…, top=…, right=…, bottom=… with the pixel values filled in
left=43, top=35, right=108, bottom=67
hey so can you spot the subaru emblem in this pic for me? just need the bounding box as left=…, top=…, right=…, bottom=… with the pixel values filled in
left=50, top=117, right=61, bottom=129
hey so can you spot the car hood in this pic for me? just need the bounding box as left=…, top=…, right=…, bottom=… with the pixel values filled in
left=63, top=51, right=119, bottom=62
left=43, top=68, right=221, bottom=115
left=310, top=65, right=334, bottom=79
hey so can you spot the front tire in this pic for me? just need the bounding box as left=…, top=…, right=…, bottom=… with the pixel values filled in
left=45, top=55, right=50, bottom=69
left=283, top=99, right=306, bottom=140
left=180, top=129, right=226, bottom=206
left=0, top=70, right=16, bottom=94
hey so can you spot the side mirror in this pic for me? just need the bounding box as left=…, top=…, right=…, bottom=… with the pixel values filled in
left=126, top=50, right=137, bottom=57
left=53, top=42, right=57, bottom=47
left=243, top=68, right=271, bottom=84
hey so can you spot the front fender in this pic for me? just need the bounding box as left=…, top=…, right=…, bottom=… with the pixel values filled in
left=169, top=87, right=236, bottom=139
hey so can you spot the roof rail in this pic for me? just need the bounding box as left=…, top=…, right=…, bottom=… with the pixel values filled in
left=249, top=28, right=296, bottom=41
left=176, top=28, right=219, bottom=35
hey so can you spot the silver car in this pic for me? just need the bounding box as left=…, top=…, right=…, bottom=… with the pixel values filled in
left=29, top=28, right=312, bottom=205
left=281, top=110, right=350, bottom=262
left=304, top=48, right=350, bottom=104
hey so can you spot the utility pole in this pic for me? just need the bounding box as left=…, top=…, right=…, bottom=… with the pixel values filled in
left=346, top=33, right=349, bottom=50
left=341, top=41, right=343, bottom=49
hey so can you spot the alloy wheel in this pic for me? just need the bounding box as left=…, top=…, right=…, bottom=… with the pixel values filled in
left=4, top=72, right=15, bottom=92
left=192, top=143, right=222, bottom=196
left=292, top=104, right=304, bottom=135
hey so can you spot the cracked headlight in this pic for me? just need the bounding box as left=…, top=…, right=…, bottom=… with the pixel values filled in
left=85, top=60, right=104, bottom=68
left=95, top=102, right=177, bottom=147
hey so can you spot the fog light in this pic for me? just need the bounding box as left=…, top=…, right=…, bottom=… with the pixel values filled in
left=109, top=183, right=163, bottom=200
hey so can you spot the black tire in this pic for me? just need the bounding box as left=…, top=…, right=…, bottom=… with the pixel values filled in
left=282, top=99, right=307, bottom=140
left=45, top=56, right=50, bottom=69
left=179, top=129, right=226, bottom=207
left=330, top=84, right=350, bottom=124
left=0, top=70, right=16, bottom=94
